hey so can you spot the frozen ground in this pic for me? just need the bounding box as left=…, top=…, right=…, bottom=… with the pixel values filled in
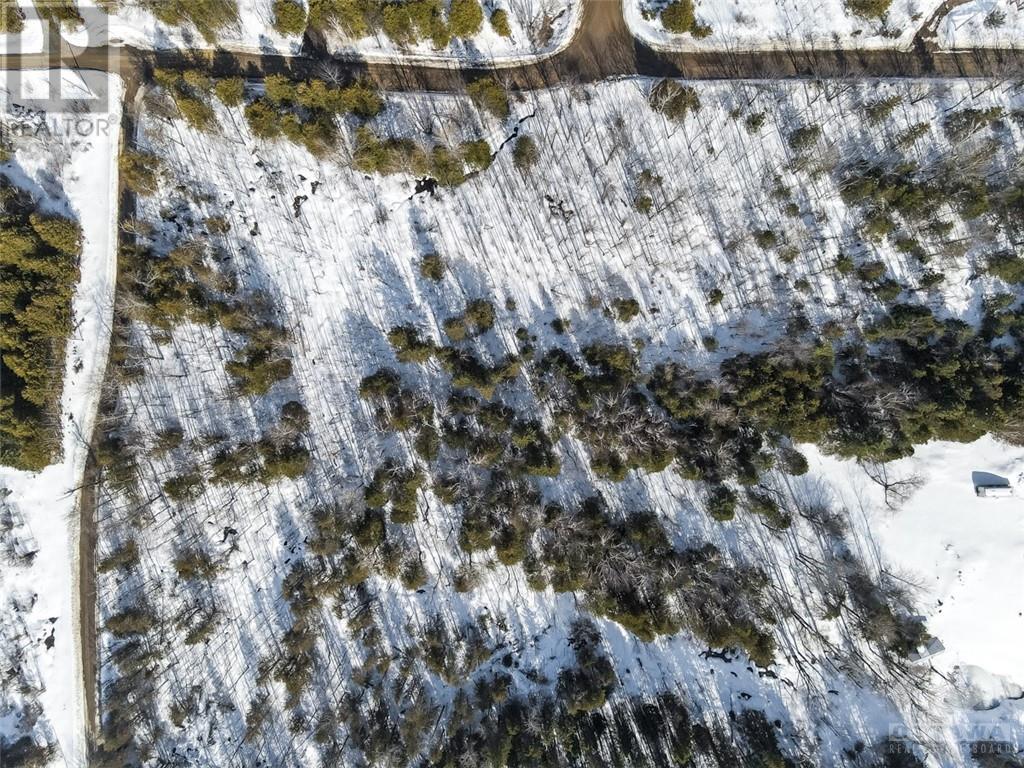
left=626, top=0, right=944, bottom=51
left=938, top=0, right=1024, bottom=49
left=95, top=75, right=1024, bottom=766
left=0, top=70, right=122, bottom=767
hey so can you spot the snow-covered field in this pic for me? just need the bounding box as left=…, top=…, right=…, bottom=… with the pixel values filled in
left=627, top=0, right=944, bottom=51
left=807, top=437, right=1024, bottom=687
left=0, top=69, right=122, bottom=767
left=53, top=0, right=300, bottom=54
left=0, top=0, right=45, bottom=55
left=939, top=0, right=1024, bottom=49
left=92, top=75, right=1024, bottom=766
left=320, top=0, right=581, bottom=65
left=62, top=0, right=580, bottom=63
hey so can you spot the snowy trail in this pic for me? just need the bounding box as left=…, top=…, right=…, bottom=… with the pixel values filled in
left=0, top=70, right=123, bottom=767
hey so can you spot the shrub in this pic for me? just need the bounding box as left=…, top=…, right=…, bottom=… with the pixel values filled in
left=788, top=124, right=821, bottom=152
left=461, top=138, right=492, bottom=171
left=865, top=94, right=902, bottom=125
left=273, top=0, right=307, bottom=34
left=987, top=251, right=1024, bottom=284
left=419, top=252, right=446, bottom=280
left=737, top=710, right=789, bottom=768
left=557, top=619, right=618, bottom=714
left=120, top=150, right=161, bottom=194
left=660, top=0, right=694, bottom=32
left=388, top=325, right=436, bottom=362
left=107, top=607, right=156, bottom=637
left=225, top=337, right=293, bottom=395
left=745, top=112, right=767, bottom=133
left=612, top=297, right=641, bottom=322
left=28, top=213, right=82, bottom=255
left=400, top=558, right=428, bottom=589
left=745, top=491, right=791, bottom=529
left=215, top=76, right=246, bottom=106
left=845, top=0, right=892, bottom=19
left=163, top=471, right=204, bottom=502
left=660, top=0, right=710, bottom=36
left=259, top=439, right=311, bottom=480
left=353, top=509, right=386, bottom=548
left=174, top=549, right=219, bottom=580
left=512, top=134, right=538, bottom=171
left=140, top=0, right=239, bottom=42
left=466, top=77, right=509, bottom=119
left=176, top=96, right=216, bottom=131
left=34, top=0, right=82, bottom=29
left=0, top=738, right=54, bottom=767
left=464, top=299, right=495, bottom=332
left=429, top=145, right=467, bottom=186
left=649, top=79, right=701, bottom=122
left=855, top=260, right=887, bottom=282
left=779, top=446, right=808, bottom=475
left=753, top=229, right=778, bottom=249
left=98, top=540, right=140, bottom=573
left=705, top=485, right=737, bottom=521
left=1, top=3, right=25, bottom=33
left=449, top=0, right=483, bottom=37
left=489, top=7, right=510, bottom=36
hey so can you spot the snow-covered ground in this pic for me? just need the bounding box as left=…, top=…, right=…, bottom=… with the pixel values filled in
left=806, top=437, right=1024, bottom=687
left=0, top=0, right=45, bottom=55
left=63, top=0, right=580, bottom=63
left=321, top=0, right=581, bottom=65
left=938, top=0, right=1024, bottom=49
left=0, top=69, right=122, bottom=767
left=627, top=0, right=944, bottom=51
left=94, top=75, right=1024, bottom=766
left=49, top=0, right=300, bottom=55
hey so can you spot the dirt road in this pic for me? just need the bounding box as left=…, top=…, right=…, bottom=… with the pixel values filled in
left=2, top=0, right=1023, bottom=89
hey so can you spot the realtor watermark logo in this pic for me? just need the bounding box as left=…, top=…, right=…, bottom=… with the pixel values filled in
left=887, top=723, right=1017, bottom=757
left=3, top=0, right=112, bottom=116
